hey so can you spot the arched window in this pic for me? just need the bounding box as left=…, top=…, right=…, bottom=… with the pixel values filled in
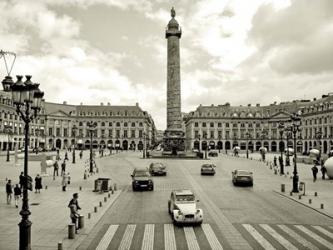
left=131, top=122, right=135, bottom=127
left=124, top=122, right=128, bottom=127
left=116, top=122, right=120, bottom=127
left=101, top=122, right=105, bottom=127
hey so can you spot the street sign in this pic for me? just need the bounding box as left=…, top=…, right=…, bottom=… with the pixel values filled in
left=27, top=175, right=33, bottom=191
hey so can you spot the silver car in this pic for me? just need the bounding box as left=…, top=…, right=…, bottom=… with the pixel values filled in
left=201, top=164, right=216, bottom=175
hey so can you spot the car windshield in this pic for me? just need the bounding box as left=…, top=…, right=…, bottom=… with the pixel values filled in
left=237, top=170, right=251, bottom=175
left=154, top=163, right=165, bottom=169
left=202, top=165, right=212, bottom=168
left=134, top=171, right=149, bottom=177
left=176, top=194, right=195, bottom=202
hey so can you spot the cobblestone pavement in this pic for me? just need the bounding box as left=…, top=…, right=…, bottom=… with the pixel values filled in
left=0, top=150, right=121, bottom=250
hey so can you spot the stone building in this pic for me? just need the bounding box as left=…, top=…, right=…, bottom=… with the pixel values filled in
left=185, top=93, right=333, bottom=154
left=0, top=90, right=156, bottom=152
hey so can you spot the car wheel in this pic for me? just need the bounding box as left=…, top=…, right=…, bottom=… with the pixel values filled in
left=151, top=186, right=154, bottom=191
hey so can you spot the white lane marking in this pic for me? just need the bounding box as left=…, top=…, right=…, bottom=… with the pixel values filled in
left=278, top=225, right=319, bottom=250
left=96, top=225, right=119, bottom=250
left=201, top=224, right=223, bottom=250
left=184, top=227, right=200, bottom=250
left=242, top=224, right=276, bottom=250
left=295, top=225, right=333, bottom=249
left=260, top=224, right=297, bottom=250
left=312, top=226, right=333, bottom=239
left=164, top=224, right=177, bottom=250
left=141, top=224, right=154, bottom=250
left=118, top=224, right=136, bottom=250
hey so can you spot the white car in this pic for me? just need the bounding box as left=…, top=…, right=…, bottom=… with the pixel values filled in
left=168, top=189, right=203, bottom=225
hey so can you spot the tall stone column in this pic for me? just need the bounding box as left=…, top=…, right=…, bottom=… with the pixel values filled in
left=163, top=7, right=185, bottom=155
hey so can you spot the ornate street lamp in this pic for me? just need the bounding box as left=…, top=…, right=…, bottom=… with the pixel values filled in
left=278, top=122, right=285, bottom=175
left=285, top=129, right=292, bottom=166
left=72, top=124, right=77, bottom=164
left=2, top=74, right=44, bottom=250
left=245, top=132, right=251, bottom=159
left=290, top=112, right=302, bottom=193
left=143, top=132, right=146, bottom=158
left=87, top=121, right=97, bottom=173
left=4, top=125, right=12, bottom=162
left=315, top=131, right=323, bottom=163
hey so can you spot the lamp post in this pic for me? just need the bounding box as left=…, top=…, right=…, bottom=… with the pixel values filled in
left=285, top=129, right=292, bottom=166
left=4, top=125, right=12, bottom=162
left=245, top=132, right=250, bottom=159
left=315, top=131, right=322, bottom=163
left=143, top=132, right=146, bottom=158
left=290, top=113, right=302, bottom=193
left=203, top=132, right=208, bottom=159
left=218, top=134, right=221, bottom=153
left=34, top=128, right=40, bottom=154
left=2, top=74, right=44, bottom=250
left=87, top=121, right=97, bottom=173
left=72, top=124, right=77, bottom=164
left=278, top=122, right=285, bottom=175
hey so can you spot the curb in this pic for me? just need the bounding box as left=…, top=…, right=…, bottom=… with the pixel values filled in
left=61, top=190, right=122, bottom=250
left=273, top=190, right=333, bottom=220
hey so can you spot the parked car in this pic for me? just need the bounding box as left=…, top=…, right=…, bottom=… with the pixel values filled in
left=232, top=170, right=253, bottom=186
left=208, top=151, right=218, bottom=157
left=168, top=189, right=203, bottom=225
left=131, top=167, right=154, bottom=191
left=201, top=164, right=216, bottom=175
left=149, top=162, right=167, bottom=176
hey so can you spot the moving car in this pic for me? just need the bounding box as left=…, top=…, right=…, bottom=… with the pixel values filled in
left=149, top=162, right=167, bottom=176
left=131, top=167, right=154, bottom=191
left=168, top=189, right=203, bottom=225
left=201, top=164, right=216, bottom=175
left=208, top=151, right=218, bottom=157
left=232, top=170, right=253, bottom=186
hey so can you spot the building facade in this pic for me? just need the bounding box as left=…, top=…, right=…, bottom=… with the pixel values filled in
left=185, top=93, right=333, bottom=154
left=0, top=90, right=156, bottom=152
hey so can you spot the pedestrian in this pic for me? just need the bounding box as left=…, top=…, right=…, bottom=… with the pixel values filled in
left=34, top=174, right=42, bottom=193
left=53, top=161, right=59, bottom=177
left=14, top=184, right=21, bottom=208
left=273, top=156, right=277, bottom=166
left=67, top=172, right=71, bottom=185
left=321, top=165, right=327, bottom=180
left=61, top=160, right=66, bottom=176
left=65, top=151, right=69, bottom=161
left=62, top=173, right=68, bottom=191
left=19, top=172, right=24, bottom=189
left=79, top=150, right=83, bottom=159
left=6, top=179, right=13, bottom=205
left=312, top=163, right=319, bottom=182
left=68, top=193, right=81, bottom=233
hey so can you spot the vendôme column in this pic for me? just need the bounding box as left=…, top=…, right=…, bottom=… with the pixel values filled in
left=163, top=7, right=185, bottom=155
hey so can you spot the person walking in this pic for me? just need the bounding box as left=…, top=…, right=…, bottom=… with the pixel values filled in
left=65, top=151, right=69, bottom=161
left=6, top=180, right=13, bottom=205
left=53, top=161, right=59, bottom=177
left=312, top=163, right=319, bottom=182
left=61, top=160, right=66, bottom=176
left=14, top=184, right=21, bottom=208
left=35, top=174, right=42, bottom=193
left=62, top=173, right=68, bottom=191
left=19, top=172, right=24, bottom=189
left=273, top=156, right=277, bottom=166
left=68, top=193, right=81, bottom=233
left=79, top=150, right=83, bottom=159
left=321, top=165, right=327, bottom=180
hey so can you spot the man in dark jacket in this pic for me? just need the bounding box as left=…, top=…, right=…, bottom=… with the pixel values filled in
left=6, top=180, right=13, bottom=205
left=312, top=163, right=319, bottom=182
left=14, top=184, right=22, bottom=208
left=68, top=193, right=81, bottom=233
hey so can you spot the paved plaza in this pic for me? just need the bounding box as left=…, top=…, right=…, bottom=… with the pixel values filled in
left=1, top=150, right=333, bottom=249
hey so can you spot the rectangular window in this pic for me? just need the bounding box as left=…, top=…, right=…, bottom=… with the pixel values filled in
left=101, top=129, right=105, bottom=136
left=63, top=128, right=68, bottom=137
left=248, top=123, right=253, bottom=128
left=218, top=122, right=222, bottom=127
left=109, top=129, right=113, bottom=137
left=210, top=131, right=214, bottom=138
left=131, top=130, right=135, bottom=138
left=225, top=123, right=229, bottom=128
left=124, top=130, right=128, bottom=138
left=233, top=123, right=237, bottom=128
left=194, top=122, right=199, bottom=127
left=194, top=130, right=199, bottom=138
left=218, top=131, right=222, bottom=138
left=49, top=128, right=53, bottom=136
left=225, top=131, right=230, bottom=139
left=56, top=128, right=60, bottom=136
left=210, top=122, right=214, bottom=128
left=116, top=130, right=120, bottom=138
left=139, top=130, right=143, bottom=138
left=202, top=122, right=206, bottom=127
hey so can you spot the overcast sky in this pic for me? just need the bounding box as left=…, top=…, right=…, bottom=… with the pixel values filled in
left=0, top=0, right=332, bottom=130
